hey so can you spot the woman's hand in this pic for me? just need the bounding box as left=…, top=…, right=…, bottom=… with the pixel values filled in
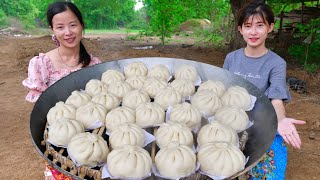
left=278, top=118, right=306, bottom=149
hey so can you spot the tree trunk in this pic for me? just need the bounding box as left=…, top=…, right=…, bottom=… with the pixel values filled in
left=278, top=4, right=288, bottom=42
left=229, top=0, right=265, bottom=50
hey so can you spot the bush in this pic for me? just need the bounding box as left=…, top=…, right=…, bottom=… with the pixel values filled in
left=288, top=18, right=320, bottom=73
left=0, top=10, right=9, bottom=28
left=126, top=20, right=148, bottom=30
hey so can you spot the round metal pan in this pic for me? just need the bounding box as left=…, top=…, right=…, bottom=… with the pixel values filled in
left=29, top=57, right=277, bottom=179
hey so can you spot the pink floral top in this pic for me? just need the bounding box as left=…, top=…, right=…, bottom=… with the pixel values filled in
left=22, top=53, right=101, bottom=102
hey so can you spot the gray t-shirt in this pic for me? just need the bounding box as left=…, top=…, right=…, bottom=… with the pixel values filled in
left=223, top=48, right=291, bottom=102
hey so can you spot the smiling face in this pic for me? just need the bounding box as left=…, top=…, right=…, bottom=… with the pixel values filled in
left=238, top=15, right=274, bottom=49
left=51, top=8, right=83, bottom=49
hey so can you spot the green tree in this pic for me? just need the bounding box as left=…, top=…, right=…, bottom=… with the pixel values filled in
left=33, top=0, right=54, bottom=27
left=0, top=10, right=8, bottom=28
left=180, top=0, right=219, bottom=20
left=126, top=6, right=148, bottom=29
left=1, top=0, right=38, bottom=28
left=288, top=18, right=320, bottom=73
left=117, top=0, right=136, bottom=27
left=143, top=0, right=185, bottom=44
left=74, top=0, right=136, bottom=29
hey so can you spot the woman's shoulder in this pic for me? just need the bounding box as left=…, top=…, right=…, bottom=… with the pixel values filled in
left=29, top=53, right=52, bottom=66
left=225, top=48, right=244, bottom=62
left=89, top=55, right=102, bottom=66
left=227, top=48, right=244, bottom=56
left=267, top=50, right=286, bottom=65
left=27, top=52, right=56, bottom=74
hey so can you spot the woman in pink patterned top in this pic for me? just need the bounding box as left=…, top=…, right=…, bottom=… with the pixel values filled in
left=22, top=1, right=101, bottom=103
left=22, top=2, right=101, bottom=180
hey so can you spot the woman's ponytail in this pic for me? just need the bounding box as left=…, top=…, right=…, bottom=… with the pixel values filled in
left=79, top=41, right=91, bottom=67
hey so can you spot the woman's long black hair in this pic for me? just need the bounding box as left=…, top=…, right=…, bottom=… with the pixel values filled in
left=47, top=2, right=91, bottom=67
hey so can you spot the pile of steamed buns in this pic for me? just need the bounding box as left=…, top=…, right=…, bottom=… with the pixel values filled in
left=46, top=61, right=253, bottom=179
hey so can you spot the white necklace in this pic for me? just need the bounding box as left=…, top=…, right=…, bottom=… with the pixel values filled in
left=57, top=47, right=80, bottom=68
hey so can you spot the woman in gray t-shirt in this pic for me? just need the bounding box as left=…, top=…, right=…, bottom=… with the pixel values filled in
left=223, top=2, right=305, bottom=180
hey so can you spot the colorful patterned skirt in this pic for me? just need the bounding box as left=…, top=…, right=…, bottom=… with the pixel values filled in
left=241, top=133, right=287, bottom=180
left=45, top=162, right=73, bottom=180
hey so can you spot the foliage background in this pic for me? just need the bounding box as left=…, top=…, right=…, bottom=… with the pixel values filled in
left=0, top=0, right=319, bottom=71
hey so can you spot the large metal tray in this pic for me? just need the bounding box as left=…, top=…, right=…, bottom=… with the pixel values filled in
left=29, top=57, right=277, bottom=179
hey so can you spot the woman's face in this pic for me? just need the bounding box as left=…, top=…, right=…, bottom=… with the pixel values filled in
left=238, top=15, right=274, bottom=49
left=51, top=8, right=83, bottom=49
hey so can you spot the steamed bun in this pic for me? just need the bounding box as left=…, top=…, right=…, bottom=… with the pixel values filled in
left=91, top=92, right=120, bottom=111
left=122, top=90, right=150, bottom=109
left=215, top=106, right=250, bottom=132
left=47, top=101, right=76, bottom=125
left=125, top=76, right=146, bottom=90
left=174, top=64, right=198, bottom=82
left=65, top=90, right=91, bottom=108
left=67, top=132, right=109, bottom=167
left=142, top=77, right=167, bottom=98
left=109, top=123, right=145, bottom=148
left=85, top=79, right=108, bottom=96
left=107, top=81, right=132, bottom=99
left=124, top=62, right=148, bottom=77
left=107, top=145, right=152, bottom=179
left=191, top=90, right=222, bottom=117
left=198, top=80, right=226, bottom=97
left=148, top=64, right=171, bottom=82
left=155, top=123, right=193, bottom=148
left=169, top=102, right=201, bottom=129
left=170, top=79, right=195, bottom=97
left=48, top=118, right=84, bottom=147
left=197, top=121, right=238, bottom=147
left=154, top=86, right=182, bottom=110
left=105, top=106, right=135, bottom=132
left=221, top=86, right=251, bottom=110
left=197, top=142, right=245, bottom=177
left=155, top=142, right=196, bottom=179
left=101, top=69, right=125, bottom=85
left=136, top=102, right=165, bottom=128
left=76, top=101, right=107, bottom=130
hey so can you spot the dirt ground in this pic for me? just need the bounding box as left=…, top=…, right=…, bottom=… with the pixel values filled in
left=0, top=33, right=319, bottom=180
